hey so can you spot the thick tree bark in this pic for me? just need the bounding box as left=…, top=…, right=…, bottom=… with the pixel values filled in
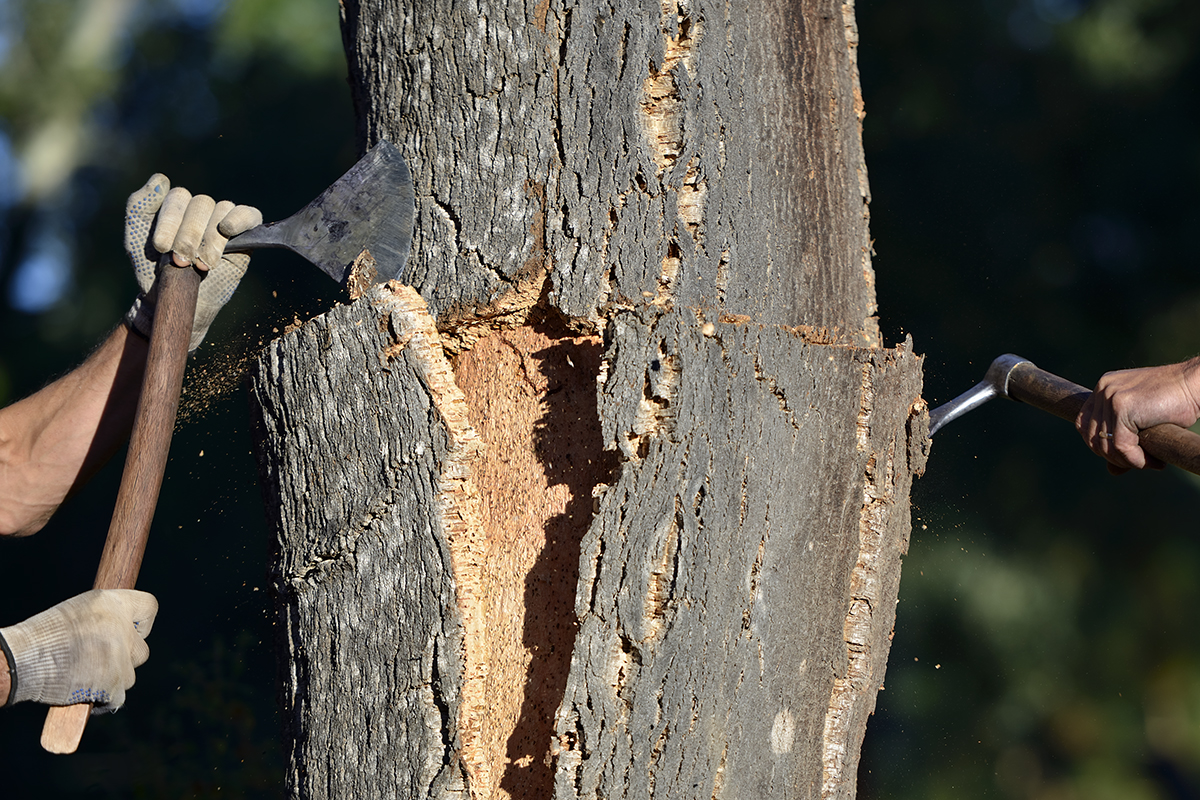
left=249, top=1, right=927, bottom=798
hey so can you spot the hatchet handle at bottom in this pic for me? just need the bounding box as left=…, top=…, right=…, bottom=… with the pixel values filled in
left=1006, top=361, right=1200, bottom=476
left=41, top=262, right=201, bottom=754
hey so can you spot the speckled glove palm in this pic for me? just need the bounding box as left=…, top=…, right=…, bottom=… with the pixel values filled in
left=0, top=590, right=158, bottom=713
left=124, top=174, right=262, bottom=351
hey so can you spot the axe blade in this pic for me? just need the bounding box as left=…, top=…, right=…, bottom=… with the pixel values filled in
left=226, top=140, right=415, bottom=287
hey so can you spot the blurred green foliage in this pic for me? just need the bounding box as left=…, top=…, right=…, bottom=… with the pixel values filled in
left=216, top=0, right=347, bottom=75
left=857, top=0, right=1200, bottom=798
left=1062, top=0, right=1190, bottom=87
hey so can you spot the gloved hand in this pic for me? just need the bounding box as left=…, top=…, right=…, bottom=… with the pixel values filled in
left=124, top=174, right=263, bottom=351
left=0, top=589, right=158, bottom=713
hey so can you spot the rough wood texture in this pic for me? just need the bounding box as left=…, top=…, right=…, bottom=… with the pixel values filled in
left=250, top=285, right=479, bottom=799
left=251, top=290, right=924, bottom=799
left=453, top=326, right=618, bottom=798
left=340, top=0, right=879, bottom=345
left=247, top=1, right=927, bottom=797
left=552, top=312, right=924, bottom=799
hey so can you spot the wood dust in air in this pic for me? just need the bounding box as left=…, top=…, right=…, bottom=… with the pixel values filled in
left=175, top=316, right=303, bottom=429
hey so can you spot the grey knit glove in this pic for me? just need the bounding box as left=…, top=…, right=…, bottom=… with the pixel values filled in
left=0, top=590, right=157, bottom=713
left=124, top=174, right=262, bottom=351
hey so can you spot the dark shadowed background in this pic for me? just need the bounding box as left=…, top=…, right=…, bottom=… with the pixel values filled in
left=0, top=1, right=1197, bottom=798
left=0, top=1, right=353, bottom=796
left=857, top=2, right=1200, bottom=799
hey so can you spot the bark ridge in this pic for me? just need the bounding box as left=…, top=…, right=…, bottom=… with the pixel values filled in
left=553, top=310, right=923, bottom=799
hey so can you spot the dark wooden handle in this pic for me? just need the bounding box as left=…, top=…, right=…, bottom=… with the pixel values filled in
left=1007, top=361, right=1200, bottom=476
left=41, top=263, right=201, bottom=754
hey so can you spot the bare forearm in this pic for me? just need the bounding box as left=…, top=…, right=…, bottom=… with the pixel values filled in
left=0, top=325, right=148, bottom=536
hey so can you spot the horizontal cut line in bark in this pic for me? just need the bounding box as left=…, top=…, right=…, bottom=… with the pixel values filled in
left=437, top=179, right=558, bottom=355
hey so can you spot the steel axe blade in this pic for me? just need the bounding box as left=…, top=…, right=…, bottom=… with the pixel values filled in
left=225, top=139, right=415, bottom=287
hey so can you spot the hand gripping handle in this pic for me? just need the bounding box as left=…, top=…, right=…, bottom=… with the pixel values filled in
left=41, top=260, right=200, bottom=754
left=1005, top=361, right=1200, bottom=476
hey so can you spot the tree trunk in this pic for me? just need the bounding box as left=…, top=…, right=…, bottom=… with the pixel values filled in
left=248, top=1, right=927, bottom=799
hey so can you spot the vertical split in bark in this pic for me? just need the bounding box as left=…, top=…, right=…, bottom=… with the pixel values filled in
left=253, top=280, right=622, bottom=799
left=374, top=280, right=623, bottom=800
left=252, top=2, right=931, bottom=798
left=840, top=0, right=877, bottom=313
left=376, top=286, right=493, bottom=798
left=640, top=0, right=707, bottom=260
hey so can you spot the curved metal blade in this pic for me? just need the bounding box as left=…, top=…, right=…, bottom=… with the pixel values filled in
left=927, top=354, right=1031, bottom=436
left=226, top=140, right=415, bottom=287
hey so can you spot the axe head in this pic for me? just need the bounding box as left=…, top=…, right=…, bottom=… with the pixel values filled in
left=927, top=354, right=1031, bottom=436
left=226, top=140, right=416, bottom=289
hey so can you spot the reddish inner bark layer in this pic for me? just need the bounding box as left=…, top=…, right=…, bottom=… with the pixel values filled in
left=452, top=322, right=617, bottom=800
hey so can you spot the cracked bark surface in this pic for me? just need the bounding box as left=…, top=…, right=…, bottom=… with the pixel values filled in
left=555, top=313, right=924, bottom=800
left=340, top=0, right=879, bottom=343
left=250, top=286, right=476, bottom=799
left=249, top=1, right=925, bottom=798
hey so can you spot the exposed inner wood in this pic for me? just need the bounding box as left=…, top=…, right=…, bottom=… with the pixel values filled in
left=452, top=322, right=618, bottom=800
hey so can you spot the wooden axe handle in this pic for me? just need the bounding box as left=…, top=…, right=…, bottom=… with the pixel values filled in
left=41, top=263, right=201, bottom=754
left=1007, top=361, right=1200, bottom=476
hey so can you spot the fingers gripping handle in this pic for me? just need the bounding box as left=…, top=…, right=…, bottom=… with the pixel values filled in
left=1006, top=362, right=1200, bottom=477
left=41, top=261, right=200, bottom=754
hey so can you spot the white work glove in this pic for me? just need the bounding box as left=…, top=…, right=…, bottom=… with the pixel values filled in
left=0, top=589, right=158, bottom=713
left=124, top=174, right=263, bottom=351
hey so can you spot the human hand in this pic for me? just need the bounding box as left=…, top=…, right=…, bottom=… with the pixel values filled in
left=1075, top=357, right=1200, bottom=474
left=0, top=590, right=157, bottom=713
left=124, top=174, right=262, bottom=351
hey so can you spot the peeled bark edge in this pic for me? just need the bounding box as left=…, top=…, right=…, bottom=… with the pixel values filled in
left=249, top=284, right=489, bottom=798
